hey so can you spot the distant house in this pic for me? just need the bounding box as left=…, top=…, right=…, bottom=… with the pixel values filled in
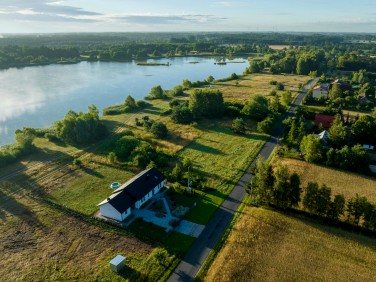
left=98, top=168, right=165, bottom=221
left=312, top=84, right=329, bottom=99
left=358, top=93, right=369, bottom=105
left=332, top=79, right=352, bottom=92
left=316, top=130, right=330, bottom=143
left=314, top=114, right=335, bottom=130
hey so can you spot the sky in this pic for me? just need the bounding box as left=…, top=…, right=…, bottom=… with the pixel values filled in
left=0, top=0, right=375, bottom=33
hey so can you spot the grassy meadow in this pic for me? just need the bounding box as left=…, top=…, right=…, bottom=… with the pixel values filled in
left=0, top=72, right=309, bottom=280
left=216, top=73, right=309, bottom=102
left=0, top=182, right=154, bottom=282
left=205, top=207, right=376, bottom=282
left=276, top=157, right=376, bottom=203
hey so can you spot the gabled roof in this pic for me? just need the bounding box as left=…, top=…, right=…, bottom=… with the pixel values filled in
left=112, top=167, right=165, bottom=200
left=313, top=85, right=329, bottom=92
left=98, top=190, right=136, bottom=213
left=316, top=130, right=329, bottom=142
left=315, top=114, right=335, bottom=130
left=98, top=168, right=165, bottom=214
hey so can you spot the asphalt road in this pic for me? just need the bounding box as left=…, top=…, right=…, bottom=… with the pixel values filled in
left=167, top=78, right=318, bottom=282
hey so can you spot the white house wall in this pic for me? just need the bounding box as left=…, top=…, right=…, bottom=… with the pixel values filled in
left=100, top=204, right=132, bottom=221
left=313, top=90, right=328, bottom=99
left=100, top=203, right=122, bottom=221
left=135, top=180, right=164, bottom=209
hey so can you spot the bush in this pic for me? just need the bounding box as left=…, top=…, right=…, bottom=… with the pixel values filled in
left=171, top=106, right=194, bottom=124
left=136, top=100, right=150, bottom=108
left=257, top=117, right=274, bottom=134
left=269, top=90, right=277, bottom=96
left=145, top=85, right=166, bottom=100
left=270, top=80, right=278, bottom=85
left=232, top=118, right=246, bottom=134
left=172, top=85, right=184, bottom=96
left=276, top=82, right=284, bottom=90
left=150, top=122, right=168, bottom=139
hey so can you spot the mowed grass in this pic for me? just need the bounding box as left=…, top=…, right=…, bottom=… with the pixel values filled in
left=181, top=124, right=266, bottom=192
left=205, top=207, right=376, bottom=282
left=277, top=157, right=376, bottom=203
left=179, top=122, right=267, bottom=224
left=216, top=73, right=310, bottom=102
left=49, top=165, right=134, bottom=215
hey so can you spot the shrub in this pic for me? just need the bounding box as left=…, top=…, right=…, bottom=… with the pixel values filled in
left=270, top=80, right=278, bottom=85
left=232, top=118, right=246, bottom=134
left=150, top=122, right=168, bottom=139
left=276, top=82, right=285, bottom=90
left=171, top=106, right=194, bottom=124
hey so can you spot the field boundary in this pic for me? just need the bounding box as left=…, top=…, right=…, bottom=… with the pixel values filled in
left=194, top=200, right=246, bottom=281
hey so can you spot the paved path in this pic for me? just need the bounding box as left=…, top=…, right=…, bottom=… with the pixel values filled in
left=167, top=78, right=318, bottom=282
left=175, top=220, right=205, bottom=238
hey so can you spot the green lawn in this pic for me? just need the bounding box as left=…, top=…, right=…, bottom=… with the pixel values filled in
left=127, top=218, right=168, bottom=242
left=165, top=231, right=197, bottom=254
left=181, top=125, right=266, bottom=192
left=49, top=165, right=133, bottom=215
left=178, top=124, right=266, bottom=224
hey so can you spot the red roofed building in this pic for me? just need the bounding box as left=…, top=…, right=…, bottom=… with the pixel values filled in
left=315, top=114, right=335, bottom=130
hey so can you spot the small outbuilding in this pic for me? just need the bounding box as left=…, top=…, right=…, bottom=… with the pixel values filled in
left=110, top=255, right=126, bottom=273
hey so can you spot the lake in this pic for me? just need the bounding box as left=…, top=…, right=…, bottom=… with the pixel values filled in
left=0, top=57, right=247, bottom=146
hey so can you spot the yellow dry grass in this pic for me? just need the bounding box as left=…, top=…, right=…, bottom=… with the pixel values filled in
left=269, top=45, right=292, bottom=50
left=206, top=207, right=376, bottom=282
left=277, top=157, right=376, bottom=203
left=0, top=185, right=152, bottom=281
left=216, top=73, right=310, bottom=102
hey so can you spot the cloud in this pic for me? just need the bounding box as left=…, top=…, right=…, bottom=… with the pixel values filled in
left=0, top=0, right=101, bottom=22
left=108, top=14, right=227, bottom=25
left=0, top=1, right=227, bottom=27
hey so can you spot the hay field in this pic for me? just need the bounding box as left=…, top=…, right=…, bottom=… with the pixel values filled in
left=0, top=183, right=153, bottom=281
left=278, top=158, right=376, bottom=203
left=217, top=73, right=310, bottom=102
left=206, top=207, right=376, bottom=282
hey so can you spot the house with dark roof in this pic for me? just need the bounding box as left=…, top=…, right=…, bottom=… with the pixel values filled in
left=314, top=114, right=335, bottom=130
left=98, top=168, right=165, bottom=221
left=332, top=79, right=352, bottom=92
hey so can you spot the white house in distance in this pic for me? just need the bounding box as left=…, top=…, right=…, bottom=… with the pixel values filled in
left=98, top=168, right=165, bottom=221
left=312, top=83, right=329, bottom=99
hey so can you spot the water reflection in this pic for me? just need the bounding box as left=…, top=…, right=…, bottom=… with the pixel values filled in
left=0, top=58, right=246, bottom=146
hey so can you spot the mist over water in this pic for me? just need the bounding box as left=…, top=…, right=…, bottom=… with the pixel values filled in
left=0, top=57, right=246, bottom=146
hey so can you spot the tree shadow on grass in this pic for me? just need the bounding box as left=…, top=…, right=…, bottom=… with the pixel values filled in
left=141, top=107, right=163, bottom=116
left=80, top=165, right=104, bottom=178
left=0, top=186, right=45, bottom=229
left=117, top=265, right=148, bottom=281
left=188, top=140, right=224, bottom=155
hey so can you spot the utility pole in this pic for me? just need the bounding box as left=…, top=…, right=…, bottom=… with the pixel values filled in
left=248, top=179, right=253, bottom=204
left=188, top=166, right=192, bottom=194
